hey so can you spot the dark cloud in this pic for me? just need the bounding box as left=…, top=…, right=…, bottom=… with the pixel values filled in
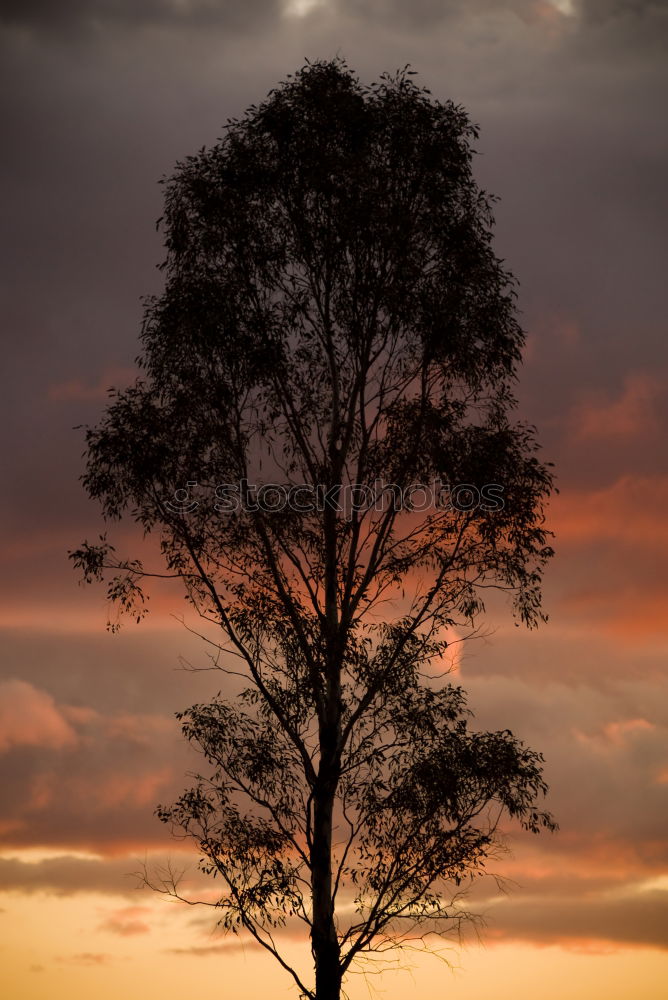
left=483, top=889, right=668, bottom=950
left=460, top=851, right=668, bottom=952
left=582, top=0, right=667, bottom=23
left=0, top=851, right=212, bottom=898
left=0, top=0, right=281, bottom=33
left=339, top=0, right=558, bottom=30
left=0, top=854, right=150, bottom=896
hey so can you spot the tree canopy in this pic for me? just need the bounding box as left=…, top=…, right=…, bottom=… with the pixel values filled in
left=72, top=58, right=555, bottom=1000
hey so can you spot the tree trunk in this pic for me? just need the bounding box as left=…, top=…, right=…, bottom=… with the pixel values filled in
left=313, top=459, right=343, bottom=999
left=311, top=721, right=342, bottom=1000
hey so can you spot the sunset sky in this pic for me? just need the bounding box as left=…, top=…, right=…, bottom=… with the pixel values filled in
left=1, top=2, right=667, bottom=998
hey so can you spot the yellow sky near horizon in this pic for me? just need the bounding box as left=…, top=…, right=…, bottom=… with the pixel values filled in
left=3, top=885, right=668, bottom=1000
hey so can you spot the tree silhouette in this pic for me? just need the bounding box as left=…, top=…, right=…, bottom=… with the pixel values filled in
left=72, top=59, right=556, bottom=1000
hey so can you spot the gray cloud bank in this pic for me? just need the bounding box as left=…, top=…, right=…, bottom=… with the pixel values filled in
left=481, top=887, right=668, bottom=950
left=0, top=854, right=151, bottom=896
left=0, top=0, right=281, bottom=32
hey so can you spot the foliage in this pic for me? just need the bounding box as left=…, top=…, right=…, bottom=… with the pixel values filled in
left=72, top=59, right=555, bottom=1000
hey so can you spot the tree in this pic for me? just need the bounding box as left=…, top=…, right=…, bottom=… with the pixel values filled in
left=72, top=59, right=556, bottom=1000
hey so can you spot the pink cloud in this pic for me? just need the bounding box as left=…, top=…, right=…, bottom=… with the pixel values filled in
left=570, top=373, right=660, bottom=441
left=573, top=717, right=656, bottom=752
left=104, top=713, right=175, bottom=745
left=0, top=680, right=78, bottom=752
left=98, top=905, right=151, bottom=936
left=559, top=588, right=668, bottom=640
left=62, top=705, right=101, bottom=727
left=82, top=767, right=175, bottom=811
left=602, top=718, right=655, bottom=746
left=546, top=475, right=668, bottom=639
left=550, top=475, right=668, bottom=550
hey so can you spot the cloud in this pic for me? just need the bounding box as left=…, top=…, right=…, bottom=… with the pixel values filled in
left=104, top=713, right=176, bottom=746
left=7, top=0, right=664, bottom=39
left=1, top=670, right=666, bottom=959
left=0, top=680, right=78, bottom=751
left=454, top=673, right=668, bottom=953
left=0, top=0, right=563, bottom=36
left=0, top=756, right=180, bottom=853
left=465, top=674, right=668, bottom=861
left=339, top=0, right=575, bottom=30
left=88, top=767, right=175, bottom=811
left=55, top=951, right=112, bottom=965
left=166, top=940, right=263, bottom=956
left=544, top=475, right=668, bottom=639
left=98, top=904, right=151, bottom=936
left=0, top=0, right=281, bottom=33
left=551, top=475, right=668, bottom=549
left=0, top=853, right=193, bottom=897
left=599, top=717, right=654, bottom=746
left=481, top=888, right=668, bottom=951
left=0, top=685, right=191, bottom=853
left=570, top=373, right=661, bottom=440
left=0, top=679, right=197, bottom=856
left=581, top=0, right=666, bottom=23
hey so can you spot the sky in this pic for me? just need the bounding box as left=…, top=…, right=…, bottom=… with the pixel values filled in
left=1, top=1, right=667, bottom=998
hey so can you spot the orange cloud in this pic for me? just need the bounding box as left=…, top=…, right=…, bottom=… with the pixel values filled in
left=602, top=718, right=655, bottom=746
left=550, top=475, right=668, bottom=550
left=87, top=767, right=174, bottom=810
left=104, top=714, right=175, bottom=745
left=546, top=474, right=668, bottom=639
left=98, top=905, right=151, bottom=936
left=570, top=373, right=660, bottom=441
left=573, top=717, right=656, bottom=752
left=559, top=588, right=668, bottom=640
left=0, top=680, right=78, bottom=752
left=521, top=835, right=665, bottom=882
